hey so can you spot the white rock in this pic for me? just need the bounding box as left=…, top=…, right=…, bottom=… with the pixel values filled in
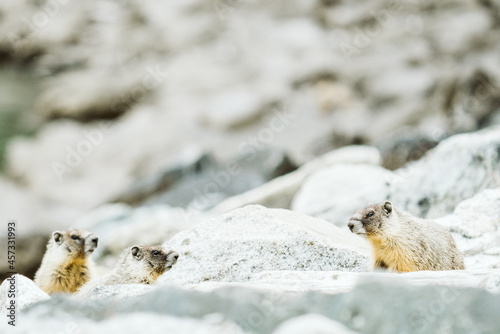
left=439, top=188, right=500, bottom=238
left=78, top=204, right=198, bottom=259
left=9, top=313, right=244, bottom=334
left=436, top=188, right=500, bottom=269
left=200, top=88, right=264, bottom=129
left=292, top=164, right=394, bottom=227
left=80, top=284, right=155, bottom=300
left=211, top=146, right=381, bottom=214
left=160, top=205, right=370, bottom=284
left=273, top=314, right=359, bottom=334
left=391, top=126, right=500, bottom=218
left=187, top=269, right=500, bottom=295
left=0, top=275, right=50, bottom=313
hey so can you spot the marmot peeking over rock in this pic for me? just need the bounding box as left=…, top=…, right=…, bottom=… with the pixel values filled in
left=78, top=245, right=178, bottom=297
left=348, top=201, right=465, bottom=272
left=34, top=229, right=98, bottom=294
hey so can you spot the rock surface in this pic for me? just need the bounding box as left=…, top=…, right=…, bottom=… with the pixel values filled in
left=391, top=126, right=500, bottom=218
left=292, top=164, right=394, bottom=227
left=183, top=269, right=500, bottom=295
left=437, top=188, right=500, bottom=269
left=1, top=1, right=500, bottom=333
left=76, top=204, right=199, bottom=261
left=211, top=145, right=381, bottom=214
left=291, top=127, right=500, bottom=227
left=7, top=275, right=500, bottom=334
left=0, top=274, right=50, bottom=312
left=160, top=205, right=370, bottom=284
left=272, top=314, right=360, bottom=334
left=2, top=312, right=245, bottom=334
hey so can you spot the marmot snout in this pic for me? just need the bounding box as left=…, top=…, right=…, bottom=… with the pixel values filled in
left=77, top=245, right=179, bottom=297
left=348, top=201, right=465, bottom=272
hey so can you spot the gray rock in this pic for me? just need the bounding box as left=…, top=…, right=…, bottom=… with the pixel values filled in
left=35, top=68, right=152, bottom=121
left=160, top=205, right=370, bottom=284
left=77, top=204, right=198, bottom=261
left=20, top=274, right=500, bottom=334
left=200, top=88, right=267, bottom=130
left=113, top=147, right=296, bottom=211
left=439, top=188, right=500, bottom=238
left=391, top=125, right=500, bottom=218
left=272, top=314, right=359, bottom=334
left=186, top=269, right=500, bottom=295
left=0, top=274, right=50, bottom=312
left=436, top=188, right=500, bottom=269
left=292, top=164, right=394, bottom=227
left=211, top=146, right=381, bottom=214
left=376, top=127, right=440, bottom=170
left=6, top=313, right=244, bottom=334
left=80, top=284, right=155, bottom=300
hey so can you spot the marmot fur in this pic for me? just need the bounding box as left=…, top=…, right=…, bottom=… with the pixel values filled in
left=78, top=245, right=178, bottom=297
left=34, top=229, right=98, bottom=294
left=348, top=201, right=465, bottom=272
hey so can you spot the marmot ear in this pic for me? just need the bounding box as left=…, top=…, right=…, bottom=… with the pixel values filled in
left=383, top=201, right=393, bottom=215
left=131, top=245, right=143, bottom=260
left=53, top=231, right=63, bottom=245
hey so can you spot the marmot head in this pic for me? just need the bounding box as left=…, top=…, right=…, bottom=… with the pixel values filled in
left=50, top=229, right=99, bottom=258
left=348, top=201, right=393, bottom=236
left=126, top=245, right=179, bottom=279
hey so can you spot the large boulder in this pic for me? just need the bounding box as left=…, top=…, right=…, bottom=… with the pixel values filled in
left=4, top=313, right=244, bottom=334
left=185, top=269, right=500, bottom=295
left=436, top=188, right=500, bottom=269
left=391, top=125, right=500, bottom=218
left=160, top=205, right=370, bottom=284
left=0, top=274, right=50, bottom=312
left=211, top=146, right=381, bottom=214
left=272, top=314, right=359, bottom=334
left=17, top=275, right=500, bottom=334
left=292, top=164, right=394, bottom=227
left=79, top=284, right=156, bottom=301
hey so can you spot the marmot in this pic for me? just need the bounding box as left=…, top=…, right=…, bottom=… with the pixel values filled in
left=78, top=245, right=178, bottom=297
left=348, top=201, right=465, bottom=272
left=34, top=229, right=98, bottom=294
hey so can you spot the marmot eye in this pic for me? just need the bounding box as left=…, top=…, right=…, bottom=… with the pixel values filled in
left=152, top=250, right=161, bottom=256
left=366, top=212, right=374, bottom=218
left=71, top=235, right=79, bottom=240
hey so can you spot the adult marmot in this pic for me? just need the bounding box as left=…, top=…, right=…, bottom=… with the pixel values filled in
left=78, top=245, right=178, bottom=297
left=348, top=201, right=465, bottom=272
left=34, top=229, right=98, bottom=294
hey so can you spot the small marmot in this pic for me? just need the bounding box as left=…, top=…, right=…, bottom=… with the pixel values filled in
left=348, top=201, right=465, bottom=272
left=34, top=229, right=98, bottom=294
left=78, top=245, right=178, bottom=297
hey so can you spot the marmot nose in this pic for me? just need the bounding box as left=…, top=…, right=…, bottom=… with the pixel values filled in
left=348, top=222, right=354, bottom=231
left=168, top=252, right=179, bottom=264
left=92, top=237, right=98, bottom=245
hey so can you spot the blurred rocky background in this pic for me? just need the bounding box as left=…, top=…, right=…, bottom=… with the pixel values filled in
left=0, top=0, right=500, bottom=332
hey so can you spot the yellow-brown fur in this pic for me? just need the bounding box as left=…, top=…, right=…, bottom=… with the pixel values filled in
left=34, top=229, right=98, bottom=294
left=348, top=201, right=465, bottom=272
left=78, top=245, right=178, bottom=297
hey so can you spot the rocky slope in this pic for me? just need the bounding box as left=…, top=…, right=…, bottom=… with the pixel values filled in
left=0, top=0, right=500, bottom=333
